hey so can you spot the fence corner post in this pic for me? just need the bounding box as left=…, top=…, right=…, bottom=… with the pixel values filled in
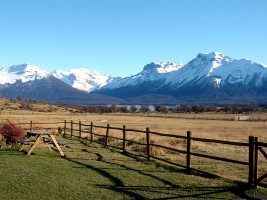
left=90, top=122, right=93, bottom=142
left=146, top=127, right=151, bottom=160
left=63, top=120, right=66, bottom=136
left=71, top=120, right=73, bottom=137
left=123, top=125, right=126, bottom=153
left=79, top=121, right=82, bottom=139
left=105, top=124, right=110, bottom=146
left=30, top=121, right=33, bottom=132
left=254, top=136, right=259, bottom=187
left=248, top=136, right=255, bottom=185
left=186, top=130, right=192, bottom=171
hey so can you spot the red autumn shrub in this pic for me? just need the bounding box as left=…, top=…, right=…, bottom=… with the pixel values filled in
left=0, top=120, right=25, bottom=144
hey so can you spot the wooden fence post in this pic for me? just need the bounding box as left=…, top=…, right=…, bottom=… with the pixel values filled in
left=105, top=124, right=110, bottom=146
left=90, top=122, right=93, bottom=142
left=63, top=120, right=66, bottom=136
left=30, top=121, right=33, bottom=132
left=187, top=130, right=192, bottom=171
left=254, top=136, right=259, bottom=185
left=146, top=127, right=151, bottom=160
left=79, top=121, right=81, bottom=139
left=249, top=136, right=255, bottom=185
left=71, top=120, right=73, bottom=137
left=123, top=125, right=126, bottom=153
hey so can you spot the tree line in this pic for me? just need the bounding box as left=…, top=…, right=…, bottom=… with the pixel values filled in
left=6, top=96, right=267, bottom=114
left=67, top=104, right=266, bottom=114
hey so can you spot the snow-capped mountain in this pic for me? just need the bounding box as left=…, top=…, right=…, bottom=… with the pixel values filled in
left=101, top=62, right=184, bottom=89
left=0, top=64, right=50, bottom=84
left=1, top=52, right=267, bottom=104
left=93, top=52, right=267, bottom=104
left=98, top=52, right=267, bottom=91
left=0, top=64, right=122, bottom=104
left=52, top=68, right=113, bottom=92
left=165, top=52, right=267, bottom=89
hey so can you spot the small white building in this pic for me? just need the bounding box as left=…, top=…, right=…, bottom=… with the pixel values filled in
left=234, top=116, right=251, bottom=121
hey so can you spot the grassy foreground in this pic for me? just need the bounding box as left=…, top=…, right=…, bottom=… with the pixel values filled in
left=1, top=135, right=267, bottom=200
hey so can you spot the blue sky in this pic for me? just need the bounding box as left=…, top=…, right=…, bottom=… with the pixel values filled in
left=0, top=0, right=266, bottom=77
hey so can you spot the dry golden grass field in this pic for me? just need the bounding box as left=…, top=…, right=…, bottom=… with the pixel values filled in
left=1, top=98, right=267, bottom=184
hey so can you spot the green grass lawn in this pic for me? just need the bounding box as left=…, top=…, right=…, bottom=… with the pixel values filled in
left=1, top=136, right=267, bottom=200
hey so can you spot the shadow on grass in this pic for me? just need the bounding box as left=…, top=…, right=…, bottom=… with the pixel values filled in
left=94, top=185, right=254, bottom=200
left=63, top=156, right=147, bottom=200
left=58, top=136, right=258, bottom=199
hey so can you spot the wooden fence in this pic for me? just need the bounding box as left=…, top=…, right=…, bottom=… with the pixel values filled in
left=107, top=113, right=267, bottom=122
left=15, top=120, right=267, bottom=187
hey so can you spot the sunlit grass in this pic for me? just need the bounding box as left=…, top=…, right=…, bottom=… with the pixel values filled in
left=1, top=136, right=266, bottom=199
left=1, top=110, right=267, bottom=184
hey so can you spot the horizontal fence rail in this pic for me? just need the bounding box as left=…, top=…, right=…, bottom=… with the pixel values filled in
left=64, top=121, right=267, bottom=188
left=62, top=120, right=267, bottom=187
left=4, top=120, right=266, bottom=187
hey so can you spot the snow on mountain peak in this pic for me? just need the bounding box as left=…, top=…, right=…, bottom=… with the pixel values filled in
left=0, top=64, right=50, bottom=84
left=177, top=52, right=267, bottom=87
left=52, top=68, right=113, bottom=92
left=143, top=62, right=184, bottom=74
left=196, top=52, right=232, bottom=64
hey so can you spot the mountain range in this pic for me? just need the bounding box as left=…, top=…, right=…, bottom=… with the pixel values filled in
left=1, top=52, right=267, bottom=105
left=0, top=64, right=122, bottom=105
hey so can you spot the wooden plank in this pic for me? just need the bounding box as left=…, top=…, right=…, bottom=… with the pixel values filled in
left=187, top=130, right=192, bottom=170
left=27, top=135, right=43, bottom=155
left=19, top=144, right=25, bottom=151
left=105, top=124, right=110, bottom=146
left=150, top=143, right=187, bottom=154
left=125, top=139, right=145, bottom=146
left=79, top=121, right=81, bottom=139
left=256, top=173, right=267, bottom=185
left=123, top=125, right=126, bottom=153
left=146, top=128, right=151, bottom=160
left=104, top=135, right=122, bottom=141
left=150, top=131, right=187, bottom=139
left=80, top=130, right=91, bottom=134
left=256, top=182, right=267, bottom=188
left=248, top=136, right=255, bottom=184
left=92, top=133, right=105, bottom=137
left=90, top=122, right=93, bottom=142
left=191, top=152, right=249, bottom=165
left=92, top=125, right=107, bottom=129
left=80, top=123, right=91, bottom=127
left=63, top=120, right=66, bottom=135
left=109, top=126, right=123, bottom=131
left=191, top=137, right=248, bottom=147
left=71, top=121, right=73, bottom=137
left=254, top=137, right=259, bottom=183
left=125, top=128, right=147, bottom=133
left=258, top=142, right=267, bottom=148
left=259, top=147, right=267, bottom=159
left=30, top=121, right=33, bottom=132
left=50, top=135, right=65, bottom=157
